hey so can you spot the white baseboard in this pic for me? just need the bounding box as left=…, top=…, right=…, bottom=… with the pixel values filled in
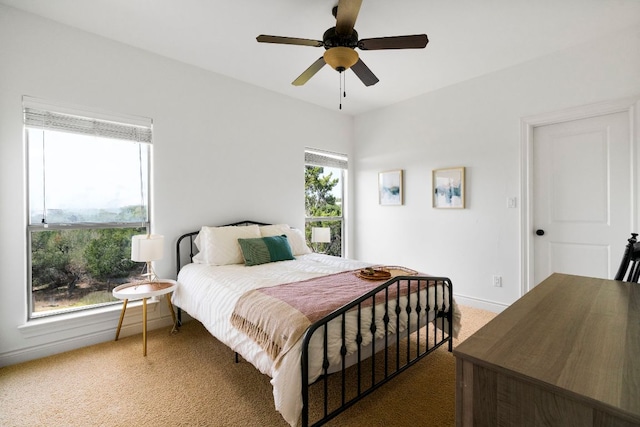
left=1, top=328, right=120, bottom=367
left=453, top=293, right=508, bottom=313
left=1, top=303, right=176, bottom=367
left=2, top=297, right=498, bottom=367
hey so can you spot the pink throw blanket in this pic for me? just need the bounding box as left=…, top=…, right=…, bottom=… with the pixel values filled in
left=230, top=267, right=424, bottom=367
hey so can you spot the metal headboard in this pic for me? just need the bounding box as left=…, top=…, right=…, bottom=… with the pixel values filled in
left=174, top=220, right=270, bottom=326
left=175, top=220, right=270, bottom=277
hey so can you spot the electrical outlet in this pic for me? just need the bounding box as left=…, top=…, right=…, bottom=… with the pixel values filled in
left=493, top=275, right=502, bottom=287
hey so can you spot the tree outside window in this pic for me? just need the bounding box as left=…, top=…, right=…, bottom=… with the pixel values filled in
left=304, top=149, right=347, bottom=257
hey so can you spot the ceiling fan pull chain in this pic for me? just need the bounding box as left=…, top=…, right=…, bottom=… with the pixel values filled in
left=343, top=71, right=347, bottom=98
left=339, top=70, right=343, bottom=110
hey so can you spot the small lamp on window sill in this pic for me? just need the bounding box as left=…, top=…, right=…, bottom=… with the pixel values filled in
left=311, top=227, right=331, bottom=254
left=131, top=234, right=164, bottom=283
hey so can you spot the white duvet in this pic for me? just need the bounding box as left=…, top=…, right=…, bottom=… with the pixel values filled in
left=172, top=253, right=455, bottom=426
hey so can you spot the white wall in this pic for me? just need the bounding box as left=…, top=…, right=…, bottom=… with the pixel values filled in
left=0, top=6, right=354, bottom=366
left=353, top=25, right=640, bottom=311
left=3, top=5, right=638, bottom=367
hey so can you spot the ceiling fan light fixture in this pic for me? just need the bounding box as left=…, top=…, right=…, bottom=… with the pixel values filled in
left=323, top=47, right=358, bottom=72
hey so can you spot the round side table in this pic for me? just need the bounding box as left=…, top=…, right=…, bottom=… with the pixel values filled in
left=113, top=279, right=178, bottom=356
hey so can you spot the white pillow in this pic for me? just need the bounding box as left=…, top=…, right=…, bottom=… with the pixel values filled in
left=192, top=232, right=205, bottom=263
left=259, top=223, right=290, bottom=236
left=195, top=224, right=261, bottom=265
left=260, top=224, right=312, bottom=256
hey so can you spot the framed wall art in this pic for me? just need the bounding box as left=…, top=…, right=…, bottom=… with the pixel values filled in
left=378, top=170, right=403, bottom=206
left=433, top=167, right=465, bottom=208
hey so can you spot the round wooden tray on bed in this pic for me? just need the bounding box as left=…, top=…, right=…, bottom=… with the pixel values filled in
left=356, top=267, right=419, bottom=281
left=356, top=269, right=391, bottom=280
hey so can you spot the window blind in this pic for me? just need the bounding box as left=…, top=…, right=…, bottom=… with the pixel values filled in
left=305, top=148, right=348, bottom=169
left=24, top=108, right=152, bottom=143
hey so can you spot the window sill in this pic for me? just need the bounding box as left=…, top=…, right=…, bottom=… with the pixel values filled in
left=19, top=299, right=158, bottom=339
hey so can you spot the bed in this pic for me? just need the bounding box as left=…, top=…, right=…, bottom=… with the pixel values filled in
left=172, top=221, right=459, bottom=427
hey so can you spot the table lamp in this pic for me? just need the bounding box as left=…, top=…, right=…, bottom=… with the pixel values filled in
left=131, top=234, right=164, bottom=282
left=311, top=227, right=331, bottom=253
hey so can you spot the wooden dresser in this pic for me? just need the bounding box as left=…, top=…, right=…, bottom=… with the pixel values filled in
left=454, top=273, right=640, bottom=426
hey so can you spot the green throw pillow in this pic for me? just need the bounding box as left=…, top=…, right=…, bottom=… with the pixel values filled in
left=237, top=235, right=295, bottom=266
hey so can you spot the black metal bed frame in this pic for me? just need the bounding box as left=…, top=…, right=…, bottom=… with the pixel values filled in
left=175, top=221, right=454, bottom=427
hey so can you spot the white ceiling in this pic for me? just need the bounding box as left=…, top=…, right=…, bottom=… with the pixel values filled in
left=2, top=0, right=640, bottom=115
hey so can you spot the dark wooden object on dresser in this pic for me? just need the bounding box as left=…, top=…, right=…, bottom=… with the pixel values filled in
left=454, top=273, right=640, bottom=427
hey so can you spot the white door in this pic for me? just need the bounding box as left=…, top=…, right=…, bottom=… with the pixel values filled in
left=533, top=111, right=631, bottom=286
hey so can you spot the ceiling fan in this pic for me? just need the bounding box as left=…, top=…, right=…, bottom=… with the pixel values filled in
left=256, top=0, right=429, bottom=87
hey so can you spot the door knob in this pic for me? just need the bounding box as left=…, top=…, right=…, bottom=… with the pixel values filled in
left=535, top=229, right=545, bottom=236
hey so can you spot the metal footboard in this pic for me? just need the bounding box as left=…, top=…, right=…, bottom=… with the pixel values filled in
left=300, top=276, right=453, bottom=427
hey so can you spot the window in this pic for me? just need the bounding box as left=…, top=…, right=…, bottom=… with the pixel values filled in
left=304, top=148, right=347, bottom=257
left=25, top=98, right=152, bottom=318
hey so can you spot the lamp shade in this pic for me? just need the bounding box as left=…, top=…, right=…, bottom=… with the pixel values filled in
left=311, top=227, right=331, bottom=243
left=131, top=234, right=164, bottom=262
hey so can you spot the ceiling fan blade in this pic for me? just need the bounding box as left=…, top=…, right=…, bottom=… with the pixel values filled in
left=292, top=57, right=326, bottom=86
left=351, top=58, right=379, bottom=86
left=335, top=0, right=363, bottom=36
left=256, top=35, right=323, bottom=47
left=358, top=34, right=429, bottom=50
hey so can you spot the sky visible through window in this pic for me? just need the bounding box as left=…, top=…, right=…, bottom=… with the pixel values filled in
left=28, top=129, right=148, bottom=223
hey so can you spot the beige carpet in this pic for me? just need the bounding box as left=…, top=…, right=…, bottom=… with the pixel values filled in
left=0, top=305, right=496, bottom=427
